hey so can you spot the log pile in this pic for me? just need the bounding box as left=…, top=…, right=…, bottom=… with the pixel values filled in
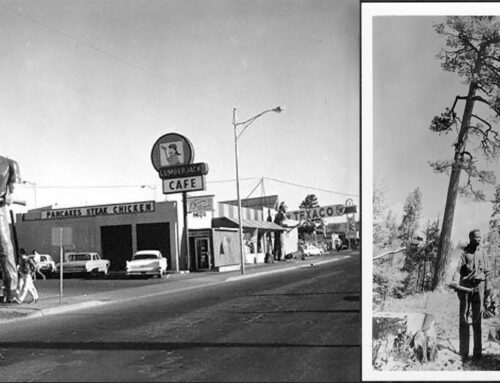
left=373, top=312, right=437, bottom=370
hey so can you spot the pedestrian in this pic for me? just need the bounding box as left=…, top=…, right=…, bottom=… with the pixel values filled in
left=18, top=248, right=38, bottom=304
left=31, top=249, right=46, bottom=280
left=0, top=153, right=21, bottom=304
left=449, top=229, right=491, bottom=362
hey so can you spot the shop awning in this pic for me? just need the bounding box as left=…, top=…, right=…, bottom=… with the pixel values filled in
left=212, top=216, right=286, bottom=231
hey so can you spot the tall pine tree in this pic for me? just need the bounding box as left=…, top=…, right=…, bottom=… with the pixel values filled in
left=429, top=17, right=500, bottom=289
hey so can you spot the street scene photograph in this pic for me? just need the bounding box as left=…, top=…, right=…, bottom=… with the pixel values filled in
left=0, top=0, right=360, bottom=381
left=363, top=2, right=500, bottom=381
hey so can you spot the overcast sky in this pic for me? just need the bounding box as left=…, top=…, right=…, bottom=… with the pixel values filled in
left=1, top=0, right=359, bottom=218
left=372, top=14, right=499, bottom=244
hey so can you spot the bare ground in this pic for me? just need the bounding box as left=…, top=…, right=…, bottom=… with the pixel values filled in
left=376, top=289, right=500, bottom=371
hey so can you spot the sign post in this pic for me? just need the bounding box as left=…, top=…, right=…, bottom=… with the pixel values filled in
left=51, top=227, right=72, bottom=304
left=182, top=192, right=190, bottom=271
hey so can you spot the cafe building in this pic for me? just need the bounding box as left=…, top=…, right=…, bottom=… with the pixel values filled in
left=15, top=200, right=184, bottom=272
left=14, top=195, right=296, bottom=273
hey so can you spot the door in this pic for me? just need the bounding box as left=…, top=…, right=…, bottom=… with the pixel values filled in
left=100, top=225, right=132, bottom=271
left=136, top=222, right=171, bottom=270
left=194, top=237, right=211, bottom=270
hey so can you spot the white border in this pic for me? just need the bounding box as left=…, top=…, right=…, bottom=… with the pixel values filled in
left=362, top=3, right=500, bottom=381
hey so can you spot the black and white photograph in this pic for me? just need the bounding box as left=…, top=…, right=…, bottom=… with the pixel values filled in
left=363, top=2, right=500, bottom=381
left=0, top=0, right=360, bottom=381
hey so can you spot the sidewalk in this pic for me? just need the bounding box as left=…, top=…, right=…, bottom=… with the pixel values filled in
left=0, top=251, right=355, bottom=324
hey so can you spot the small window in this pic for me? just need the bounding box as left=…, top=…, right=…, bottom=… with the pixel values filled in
left=133, top=253, right=158, bottom=260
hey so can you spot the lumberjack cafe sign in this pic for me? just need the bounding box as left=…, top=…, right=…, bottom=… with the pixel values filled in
left=41, top=201, right=155, bottom=220
left=151, top=133, right=208, bottom=194
left=286, top=204, right=347, bottom=221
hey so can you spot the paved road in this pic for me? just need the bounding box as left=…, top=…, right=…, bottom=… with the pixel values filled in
left=0, top=254, right=360, bottom=382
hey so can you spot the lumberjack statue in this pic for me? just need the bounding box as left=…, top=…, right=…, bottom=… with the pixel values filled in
left=0, top=154, right=21, bottom=304
left=273, top=201, right=288, bottom=261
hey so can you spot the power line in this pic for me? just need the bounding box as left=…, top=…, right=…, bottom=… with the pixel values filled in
left=0, top=4, right=231, bottom=109
left=18, top=176, right=358, bottom=197
left=263, top=177, right=358, bottom=197
left=206, top=177, right=260, bottom=184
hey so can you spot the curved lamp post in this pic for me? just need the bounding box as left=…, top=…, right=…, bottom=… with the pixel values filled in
left=233, top=106, right=283, bottom=275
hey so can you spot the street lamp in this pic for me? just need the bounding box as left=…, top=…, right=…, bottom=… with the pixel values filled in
left=233, top=106, right=283, bottom=275
left=22, top=180, right=37, bottom=208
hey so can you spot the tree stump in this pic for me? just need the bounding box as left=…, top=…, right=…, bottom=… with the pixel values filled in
left=373, top=312, right=437, bottom=369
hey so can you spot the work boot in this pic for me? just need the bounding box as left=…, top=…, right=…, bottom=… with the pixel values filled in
left=472, top=354, right=482, bottom=362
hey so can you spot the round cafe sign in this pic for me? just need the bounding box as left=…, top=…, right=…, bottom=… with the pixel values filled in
left=151, top=133, right=195, bottom=171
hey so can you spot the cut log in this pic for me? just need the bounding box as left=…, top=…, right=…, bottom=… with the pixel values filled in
left=373, top=312, right=437, bottom=369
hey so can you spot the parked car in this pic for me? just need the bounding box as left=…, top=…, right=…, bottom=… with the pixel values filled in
left=301, top=243, right=324, bottom=257
left=29, top=254, right=56, bottom=276
left=126, top=250, right=167, bottom=278
left=57, top=252, right=110, bottom=277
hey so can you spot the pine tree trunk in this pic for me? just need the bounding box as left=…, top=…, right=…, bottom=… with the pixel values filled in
left=433, top=165, right=462, bottom=290
left=432, top=87, right=477, bottom=290
left=432, top=45, right=486, bottom=290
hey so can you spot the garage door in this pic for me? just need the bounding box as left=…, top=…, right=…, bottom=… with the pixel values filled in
left=136, top=222, right=171, bottom=270
left=101, top=225, right=132, bottom=271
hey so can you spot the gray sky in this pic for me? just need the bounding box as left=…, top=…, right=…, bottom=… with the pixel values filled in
left=1, top=0, right=359, bottom=216
left=373, top=15, right=498, bottom=244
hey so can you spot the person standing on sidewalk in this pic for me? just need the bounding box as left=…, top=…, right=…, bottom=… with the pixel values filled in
left=449, top=229, right=491, bottom=362
left=18, top=248, right=38, bottom=304
left=0, top=153, right=21, bottom=304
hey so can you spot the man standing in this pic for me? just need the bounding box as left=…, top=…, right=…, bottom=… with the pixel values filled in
left=0, top=154, right=21, bottom=304
left=18, top=248, right=38, bottom=304
left=450, top=229, right=491, bottom=361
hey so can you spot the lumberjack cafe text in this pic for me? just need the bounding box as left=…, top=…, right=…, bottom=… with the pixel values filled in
left=41, top=201, right=155, bottom=220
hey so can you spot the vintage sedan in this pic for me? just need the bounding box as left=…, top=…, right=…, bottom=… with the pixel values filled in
left=301, top=243, right=325, bottom=257
left=57, top=252, right=110, bottom=277
left=126, top=250, right=168, bottom=278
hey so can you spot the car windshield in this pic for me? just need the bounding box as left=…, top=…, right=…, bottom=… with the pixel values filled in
left=133, top=253, right=158, bottom=260
left=69, top=254, right=91, bottom=261
left=40, top=256, right=47, bottom=261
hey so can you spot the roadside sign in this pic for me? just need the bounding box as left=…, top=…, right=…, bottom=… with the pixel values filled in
left=51, top=227, right=72, bottom=304
left=51, top=227, right=72, bottom=246
left=151, top=133, right=195, bottom=171
left=286, top=204, right=346, bottom=221
left=159, top=162, right=209, bottom=179
left=162, top=175, right=206, bottom=194
left=187, top=195, right=214, bottom=214
left=151, top=132, right=208, bottom=273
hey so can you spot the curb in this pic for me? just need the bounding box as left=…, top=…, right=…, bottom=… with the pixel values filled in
left=297, top=255, right=350, bottom=268
left=225, top=255, right=350, bottom=282
left=40, top=300, right=106, bottom=316
left=0, top=300, right=107, bottom=324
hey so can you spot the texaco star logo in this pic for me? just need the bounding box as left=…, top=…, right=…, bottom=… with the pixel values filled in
left=336, top=204, right=345, bottom=216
